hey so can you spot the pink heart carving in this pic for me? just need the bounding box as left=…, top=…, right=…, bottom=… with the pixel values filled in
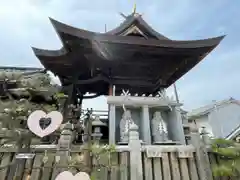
left=55, top=171, right=90, bottom=180
left=27, top=110, right=63, bottom=137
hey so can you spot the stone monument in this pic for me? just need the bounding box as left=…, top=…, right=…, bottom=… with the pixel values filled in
left=151, top=111, right=169, bottom=143
left=119, top=110, right=134, bottom=144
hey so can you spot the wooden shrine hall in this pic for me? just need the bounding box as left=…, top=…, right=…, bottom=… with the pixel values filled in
left=32, top=10, right=224, bottom=146
left=0, top=8, right=229, bottom=180
left=32, top=11, right=224, bottom=100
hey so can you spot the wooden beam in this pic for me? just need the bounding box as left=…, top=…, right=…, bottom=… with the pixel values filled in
left=108, top=84, right=113, bottom=96
left=62, top=84, right=74, bottom=122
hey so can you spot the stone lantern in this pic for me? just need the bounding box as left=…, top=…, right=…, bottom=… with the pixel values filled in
left=92, top=115, right=107, bottom=143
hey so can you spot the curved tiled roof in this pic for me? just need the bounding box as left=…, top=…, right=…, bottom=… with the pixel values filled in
left=31, top=15, right=225, bottom=95
left=106, top=14, right=169, bottom=40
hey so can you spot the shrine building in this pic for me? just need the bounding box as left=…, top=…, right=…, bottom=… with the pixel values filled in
left=32, top=10, right=224, bottom=145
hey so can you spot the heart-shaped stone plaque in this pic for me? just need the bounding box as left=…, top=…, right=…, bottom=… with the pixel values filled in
left=55, top=171, right=90, bottom=180
left=27, top=110, right=63, bottom=137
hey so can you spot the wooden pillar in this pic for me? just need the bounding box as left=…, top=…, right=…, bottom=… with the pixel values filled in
left=82, top=110, right=93, bottom=174
left=86, top=113, right=92, bottom=172
left=62, top=84, right=74, bottom=123
left=108, top=84, right=113, bottom=96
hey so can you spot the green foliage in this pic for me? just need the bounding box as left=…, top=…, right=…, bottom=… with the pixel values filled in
left=212, top=164, right=236, bottom=177
left=54, top=92, right=68, bottom=99
left=0, top=71, right=65, bottom=144
left=217, top=148, right=240, bottom=158
left=67, top=144, right=117, bottom=168
left=90, top=144, right=117, bottom=180
left=91, top=144, right=116, bottom=167
left=211, top=138, right=240, bottom=178
left=90, top=174, right=96, bottom=180
left=91, top=144, right=116, bottom=156
left=212, top=138, right=235, bottom=149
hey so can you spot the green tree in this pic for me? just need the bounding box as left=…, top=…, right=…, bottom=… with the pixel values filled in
left=211, top=138, right=240, bottom=179
left=0, top=71, right=66, bottom=146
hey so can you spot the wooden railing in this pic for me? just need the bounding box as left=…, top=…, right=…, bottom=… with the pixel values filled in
left=0, top=146, right=213, bottom=180
left=0, top=123, right=216, bottom=180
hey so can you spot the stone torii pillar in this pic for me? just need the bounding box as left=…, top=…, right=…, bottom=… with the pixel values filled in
left=109, top=104, right=116, bottom=144
left=141, top=105, right=151, bottom=144
left=108, top=85, right=116, bottom=144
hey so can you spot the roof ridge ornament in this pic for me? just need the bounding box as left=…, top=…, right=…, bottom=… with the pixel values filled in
left=119, top=2, right=143, bottom=19
left=119, top=12, right=127, bottom=19
left=132, top=3, right=137, bottom=14
left=132, top=3, right=144, bottom=17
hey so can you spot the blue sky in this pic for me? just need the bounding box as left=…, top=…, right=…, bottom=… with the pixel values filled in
left=0, top=0, right=239, bottom=111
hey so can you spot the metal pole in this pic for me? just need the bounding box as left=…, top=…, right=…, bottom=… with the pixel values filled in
left=105, top=24, right=107, bottom=33
left=173, top=83, right=179, bottom=103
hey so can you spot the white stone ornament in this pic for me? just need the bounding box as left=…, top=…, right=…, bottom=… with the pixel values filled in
left=122, top=89, right=130, bottom=96
left=27, top=110, right=63, bottom=137
left=55, top=171, right=90, bottom=180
